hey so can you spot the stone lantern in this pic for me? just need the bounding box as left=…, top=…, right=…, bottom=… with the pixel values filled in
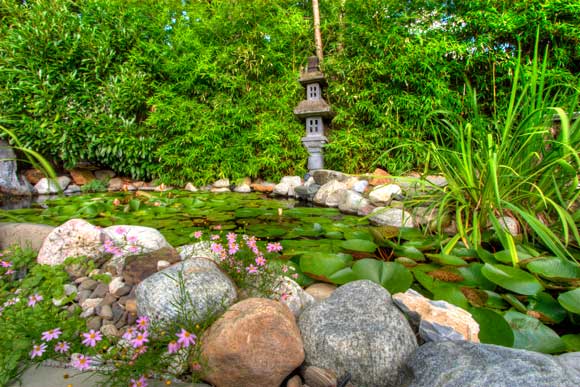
left=294, top=56, right=335, bottom=171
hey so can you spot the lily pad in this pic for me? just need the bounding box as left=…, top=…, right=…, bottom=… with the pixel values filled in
left=432, top=283, right=470, bottom=309
left=470, top=307, right=514, bottom=347
left=527, top=257, right=580, bottom=281
left=456, top=263, right=496, bottom=290
left=369, top=225, right=399, bottom=245
left=393, top=245, right=425, bottom=261
left=481, top=263, right=544, bottom=295
left=299, top=252, right=353, bottom=282
left=350, top=259, right=413, bottom=294
left=504, top=310, right=566, bottom=354
left=426, top=253, right=467, bottom=266
left=561, top=334, right=580, bottom=351
left=527, top=292, right=567, bottom=324
left=340, top=239, right=378, bottom=253
left=558, top=288, right=580, bottom=314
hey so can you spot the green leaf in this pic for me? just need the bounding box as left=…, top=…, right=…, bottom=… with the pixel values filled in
left=351, top=259, right=413, bottom=294
left=456, top=263, right=496, bottom=290
left=470, top=307, right=514, bottom=347
left=528, top=292, right=567, bottom=324
left=426, top=253, right=467, bottom=266
left=527, top=257, right=580, bottom=280
left=340, top=239, right=378, bottom=253
left=299, top=252, right=353, bottom=282
left=129, top=199, right=141, bottom=211
left=557, top=288, right=580, bottom=314
left=328, top=267, right=357, bottom=285
left=394, top=245, right=426, bottom=261
left=432, top=283, right=470, bottom=309
left=504, top=310, right=566, bottom=354
left=561, top=334, right=580, bottom=352
left=481, top=263, right=544, bottom=295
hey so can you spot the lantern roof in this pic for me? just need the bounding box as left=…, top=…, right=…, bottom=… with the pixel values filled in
left=293, top=99, right=335, bottom=119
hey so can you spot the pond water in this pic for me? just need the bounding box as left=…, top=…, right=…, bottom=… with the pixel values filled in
left=1, top=190, right=578, bottom=352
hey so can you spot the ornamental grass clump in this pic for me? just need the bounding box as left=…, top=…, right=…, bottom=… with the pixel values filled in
left=421, top=34, right=580, bottom=265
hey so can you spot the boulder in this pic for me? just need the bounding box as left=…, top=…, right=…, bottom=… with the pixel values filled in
left=299, top=280, right=417, bottom=387
left=178, top=242, right=219, bottom=262
left=294, top=181, right=320, bottom=201
left=368, top=184, right=402, bottom=205
left=201, top=298, right=304, bottom=387
left=496, top=215, right=521, bottom=236
left=212, top=178, right=230, bottom=188
left=272, top=276, right=315, bottom=317
left=305, top=283, right=336, bottom=302
left=0, top=141, right=33, bottom=196
left=370, top=207, right=413, bottom=227
left=392, top=289, right=479, bottom=342
left=311, top=169, right=349, bottom=186
left=69, top=169, right=95, bottom=185
left=94, top=170, right=115, bottom=181
left=425, top=175, right=448, bottom=187
left=400, top=341, right=580, bottom=387
left=250, top=181, right=276, bottom=193
left=274, top=176, right=302, bottom=197
left=135, top=258, right=237, bottom=328
left=122, top=247, right=181, bottom=285
left=337, top=190, right=365, bottom=215
left=184, top=182, right=198, bottom=192
left=313, top=180, right=347, bottom=207
left=103, top=225, right=172, bottom=273
left=107, top=177, right=125, bottom=191
left=233, top=183, right=252, bottom=193
left=37, top=219, right=111, bottom=266
left=24, top=168, right=45, bottom=185
left=352, top=179, right=369, bottom=193
left=34, top=176, right=71, bottom=194
left=64, top=184, right=81, bottom=194
left=368, top=168, right=391, bottom=186
left=0, top=222, right=55, bottom=252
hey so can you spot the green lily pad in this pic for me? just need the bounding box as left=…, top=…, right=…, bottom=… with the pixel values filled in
left=343, top=230, right=374, bottom=241
left=527, top=257, right=580, bottom=281
left=481, top=263, right=544, bottom=295
left=328, top=267, right=358, bottom=285
left=350, top=259, right=413, bottom=294
left=340, top=239, right=378, bottom=253
left=470, top=307, right=514, bottom=347
left=504, top=310, right=566, bottom=354
left=562, top=334, right=580, bottom=351
left=426, top=253, right=467, bottom=266
left=456, top=263, right=496, bottom=290
left=398, top=227, right=425, bottom=240
left=324, top=231, right=344, bottom=239
left=476, top=247, right=499, bottom=264
left=369, top=225, right=399, bottom=245
left=527, top=292, right=568, bottom=324
left=246, top=224, right=288, bottom=238
left=394, top=245, right=425, bottom=261
left=558, top=288, right=580, bottom=314
left=299, top=252, right=353, bottom=282
left=432, top=283, right=470, bottom=309
left=234, top=208, right=267, bottom=218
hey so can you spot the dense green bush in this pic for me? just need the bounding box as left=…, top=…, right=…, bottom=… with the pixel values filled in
left=0, top=0, right=578, bottom=184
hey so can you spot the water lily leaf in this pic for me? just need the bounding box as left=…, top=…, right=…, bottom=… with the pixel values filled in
left=470, top=307, right=514, bottom=347
left=558, top=288, right=580, bottom=314
left=527, top=292, right=567, bottom=324
left=502, top=293, right=528, bottom=313
left=481, top=263, right=544, bottom=295
left=351, top=259, right=413, bottom=294
left=562, top=334, right=580, bottom=351
left=527, top=257, right=580, bottom=280
left=340, top=239, right=378, bottom=253
left=234, top=208, right=266, bottom=218
left=394, top=245, right=425, bottom=261
left=369, top=226, right=399, bottom=244
left=129, top=199, right=141, bottom=211
left=398, top=227, right=425, bottom=241
left=343, top=230, right=374, bottom=241
left=426, top=253, right=467, bottom=266
left=456, top=263, right=496, bottom=290
left=476, top=247, right=499, bottom=264
left=432, top=283, right=470, bottom=309
left=412, top=270, right=437, bottom=293
left=299, top=252, right=353, bottom=282
left=324, top=231, right=343, bottom=239
left=504, top=310, right=566, bottom=354
left=328, top=267, right=357, bottom=285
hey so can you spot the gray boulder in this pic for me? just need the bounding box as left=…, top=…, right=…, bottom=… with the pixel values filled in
left=0, top=222, right=55, bottom=252
left=337, top=190, right=365, bottom=214
left=0, top=141, right=33, bottom=196
left=34, top=176, right=71, bottom=194
left=400, top=341, right=580, bottom=387
left=311, top=169, right=349, bottom=186
left=135, top=257, right=237, bottom=328
left=370, top=207, right=414, bottom=227
left=298, top=280, right=417, bottom=387
left=313, top=180, right=347, bottom=207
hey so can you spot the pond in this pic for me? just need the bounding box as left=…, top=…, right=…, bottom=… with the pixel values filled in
left=0, top=189, right=578, bottom=354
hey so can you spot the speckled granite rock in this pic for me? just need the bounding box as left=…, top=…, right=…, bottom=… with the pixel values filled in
left=369, top=207, right=413, bottom=227
left=122, top=247, right=181, bottom=285
left=135, top=257, right=237, bottom=328
left=177, top=241, right=219, bottom=261
left=272, top=276, right=315, bottom=317
left=313, top=180, right=347, bottom=207
left=37, top=219, right=111, bottom=266
left=0, top=223, right=55, bottom=252
left=400, top=341, right=580, bottom=387
left=298, top=280, right=417, bottom=387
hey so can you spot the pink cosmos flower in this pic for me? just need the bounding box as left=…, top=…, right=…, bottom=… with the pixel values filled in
left=193, top=231, right=203, bottom=239
left=210, top=234, right=220, bottom=241
left=228, top=243, right=239, bottom=255
left=131, top=331, right=149, bottom=348
left=5, top=269, right=14, bottom=275
left=28, top=294, right=43, bottom=307
left=280, top=293, right=289, bottom=302
left=30, top=343, right=47, bottom=359
left=281, top=265, right=289, bottom=273
left=226, top=232, right=237, bottom=243
left=213, top=224, right=222, bottom=230
left=128, top=245, right=139, bottom=253
left=255, top=256, right=266, bottom=267
left=72, top=354, right=91, bottom=371
left=127, top=235, right=138, bottom=244
left=291, top=273, right=299, bottom=279
left=114, top=226, right=128, bottom=235
left=167, top=340, right=180, bottom=354
left=246, top=264, right=258, bottom=274
left=81, top=329, right=102, bottom=347
left=176, top=329, right=196, bottom=348
left=266, top=242, right=283, bottom=253
left=1, top=260, right=12, bottom=268
left=122, top=326, right=136, bottom=341
left=136, top=316, right=149, bottom=331
left=130, top=375, right=148, bottom=387
left=210, top=243, right=224, bottom=255
left=54, top=341, right=70, bottom=353
left=41, top=328, right=62, bottom=342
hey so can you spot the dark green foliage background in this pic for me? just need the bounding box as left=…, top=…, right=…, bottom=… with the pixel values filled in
left=0, top=0, right=578, bottom=184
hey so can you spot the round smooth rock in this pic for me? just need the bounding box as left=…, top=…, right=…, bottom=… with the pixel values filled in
left=298, top=280, right=417, bottom=387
